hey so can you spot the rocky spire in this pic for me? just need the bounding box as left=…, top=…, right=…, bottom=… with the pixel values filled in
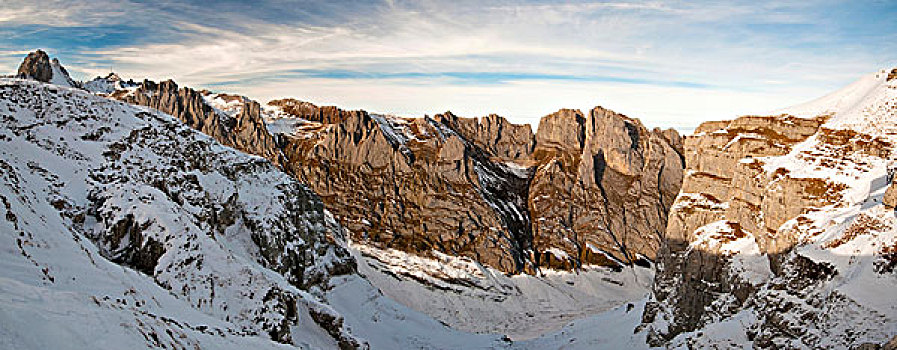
left=16, top=49, right=53, bottom=83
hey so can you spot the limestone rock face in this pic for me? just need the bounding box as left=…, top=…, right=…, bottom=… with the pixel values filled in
left=433, top=112, right=535, bottom=162
left=269, top=101, right=683, bottom=273
left=272, top=101, right=534, bottom=273
left=533, top=108, right=586, bottom=153
left=528, top=107, right=684, bottom=269
left=671, top=115, right=831, bottom=254
left=643, top=114, right=836, bottom=343
left=116, top=79, right=285, bottom=167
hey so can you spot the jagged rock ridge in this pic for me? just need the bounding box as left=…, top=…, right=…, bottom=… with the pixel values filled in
left=267, top=100, right=540, bottom=273
left=264, top=98, right=684, bottom=274
left=113, top=79, right=286, bottom=167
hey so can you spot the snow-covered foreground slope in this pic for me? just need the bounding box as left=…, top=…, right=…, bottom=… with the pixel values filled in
left=0, top=78, right=531, bottom=349
left=0, top=78, right=358, bottom=348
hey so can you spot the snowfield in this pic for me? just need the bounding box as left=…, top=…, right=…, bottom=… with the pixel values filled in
left=351, top=242, right=652, bottom=340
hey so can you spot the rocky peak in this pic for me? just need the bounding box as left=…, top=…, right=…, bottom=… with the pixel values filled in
left=16, top=50, right=53, bottom=83
left=83, top=72, right=138, bottom=94
left=584, top=106, right=648, bottom=177
left=16, top=50, right=77, bottom=88
left=889, top=68, right=897, bottom=81
left=534, top=108, right=587, bottom=154
left=268, top=98, right=322, bottom=118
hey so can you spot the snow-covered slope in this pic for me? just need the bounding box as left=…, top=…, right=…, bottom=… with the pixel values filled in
left=773, top=69, right=892, bottom=124
left=0, top=78, right=358, bottom=348
left=351, top=243, right=652, bottom=340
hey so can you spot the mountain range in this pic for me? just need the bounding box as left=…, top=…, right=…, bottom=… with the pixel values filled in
left=2, top=49, right=896, bottom=349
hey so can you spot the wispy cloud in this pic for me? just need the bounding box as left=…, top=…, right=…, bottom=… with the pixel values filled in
left=1, top=0, right=894, bottom=130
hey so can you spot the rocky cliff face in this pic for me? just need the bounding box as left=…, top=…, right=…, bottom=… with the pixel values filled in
left=265, top=99, right=684, bottom=274
left=268, top=99, right=537, bottom=273
left=528, top=107, right=684, bottom=269
left=434, top=111, right=536, bottom=162
left=641, top=69, right=897, bottom=348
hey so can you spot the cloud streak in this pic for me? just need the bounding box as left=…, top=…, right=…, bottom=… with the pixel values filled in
left=1, top=0, right=895, bottom=130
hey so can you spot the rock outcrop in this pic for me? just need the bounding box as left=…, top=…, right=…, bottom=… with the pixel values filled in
left=16, top=50, right=53, bottom=83
left=885, top=182, right=897, bottom=208
left=641, top=70, right=897, bottom=348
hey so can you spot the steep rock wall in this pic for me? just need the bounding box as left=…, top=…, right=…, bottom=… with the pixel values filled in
left=528, top=107, right=684, bottom=269
left=270, top=100, right=684, bottom=274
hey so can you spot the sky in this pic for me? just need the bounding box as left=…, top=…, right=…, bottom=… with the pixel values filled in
left=1, top=0, right=896, bottom=132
